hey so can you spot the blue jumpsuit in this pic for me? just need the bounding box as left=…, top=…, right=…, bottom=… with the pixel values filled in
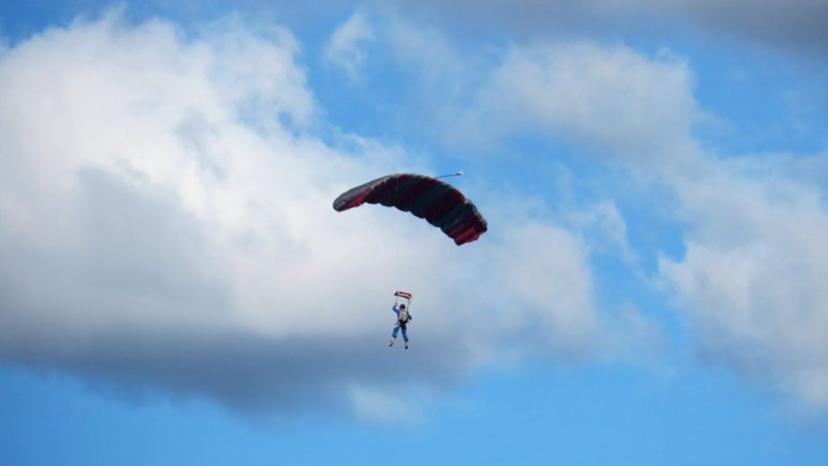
left=391, top=304, right=413, bottom=342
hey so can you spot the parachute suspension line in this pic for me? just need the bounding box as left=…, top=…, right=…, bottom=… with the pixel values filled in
left=434, top=171, right=464, bottom=179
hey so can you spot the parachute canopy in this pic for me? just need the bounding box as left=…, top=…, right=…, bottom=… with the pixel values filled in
left=333, top=173, right=488, bottom=246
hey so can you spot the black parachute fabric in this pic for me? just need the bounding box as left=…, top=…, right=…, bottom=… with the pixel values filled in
left=333, top=173, right=488, bottom=245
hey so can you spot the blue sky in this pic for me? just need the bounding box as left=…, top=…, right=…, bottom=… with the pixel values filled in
left=1, top=2, right=827, bottom=465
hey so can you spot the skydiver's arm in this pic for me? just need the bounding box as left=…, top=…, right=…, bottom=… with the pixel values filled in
left=392, top=305, right=400, bottom=316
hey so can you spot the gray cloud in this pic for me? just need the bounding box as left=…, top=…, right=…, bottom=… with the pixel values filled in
left=386, top=0, right=828, bottom=57
left=1, top=326, right=471, bottom=414
left=655, top=0, right=828, bottom=55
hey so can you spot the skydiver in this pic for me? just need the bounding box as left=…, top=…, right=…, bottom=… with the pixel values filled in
left=388, top=302, right=413, bottom=350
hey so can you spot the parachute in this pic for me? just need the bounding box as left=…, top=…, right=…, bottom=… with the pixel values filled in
left=333, top=173, right=487, bottom=245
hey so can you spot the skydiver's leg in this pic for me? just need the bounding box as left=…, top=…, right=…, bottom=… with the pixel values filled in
left=400, top=326, right=408, bottom=342
left=389, top=325, right=399, bottom=347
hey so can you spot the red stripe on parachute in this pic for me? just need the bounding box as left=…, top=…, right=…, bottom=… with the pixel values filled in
left=332, top=173, right=487, bottom=246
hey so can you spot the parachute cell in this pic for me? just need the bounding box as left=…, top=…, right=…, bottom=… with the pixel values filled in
left=332, top=173, right=488, bottom=246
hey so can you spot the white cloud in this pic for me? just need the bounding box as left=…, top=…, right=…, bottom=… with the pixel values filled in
left=12, top=4, right=822, bottom=420
left=486, top=223, right=603, bottom=355
left=385, top=24, right=702, bottom=163
left=0, top=12, right=607, bottom=415
left=385, top=18, right=828, bottom=413
left=348, top=384, right=420, bottom=423
left=324, top=12, right=374, bottom=81
left=564, top=200, right=639, bottom=268
left=474, top=44, right=699, bottom=157
left=660, top=156, right=828, bottom=409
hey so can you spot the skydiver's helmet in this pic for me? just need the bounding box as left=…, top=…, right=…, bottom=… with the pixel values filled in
left=399, top=304, right=406, bottom=309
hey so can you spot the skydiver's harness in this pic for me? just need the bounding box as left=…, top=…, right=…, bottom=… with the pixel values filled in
left=394, top=290, right=413, bottom=326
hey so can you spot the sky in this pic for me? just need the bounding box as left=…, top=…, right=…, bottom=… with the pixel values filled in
left=0, top=1, right=827, bottom=465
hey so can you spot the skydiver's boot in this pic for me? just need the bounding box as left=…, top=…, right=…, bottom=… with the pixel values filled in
left=405, top=341, right=409, bottom=350
left=388, top=337, right=395, bottom=347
